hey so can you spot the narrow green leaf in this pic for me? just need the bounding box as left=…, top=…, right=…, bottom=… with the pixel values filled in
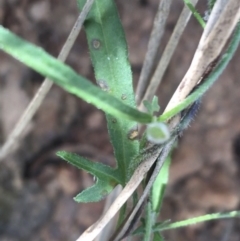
left=183, top=0, right=206, bottom=28
left=77, top=0, right=140, bottom=182
left=153, top=232, right=165, bottom=241
left=74, top=179, right=115, bottom=203
left=132, top=226, right=145, bottom=236
left=155, top=210, right=240, bottom=231
left=151, top=155, right=171, bottom=212
left=143, top=96, right=160, bottom=115
left=57, top=151, right=121, bottom=202
left=0, top=26, right=152, bottom=124
left=134, top=210, right=240, bottom=235
left=57, top=151, right=121, bottom=184
left=144, top=201, right=154, bottom=241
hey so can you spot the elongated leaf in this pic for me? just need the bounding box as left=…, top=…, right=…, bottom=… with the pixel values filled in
left=151, top=155, right=171, bottom=212
left=143, top=96, right=160, bottom=115
left=183, top=0, right=206, bottom=28
left=57, top=151, right=120, bottom=202
left=74, top=179, right=115, bottom=203
left=133, top=210, right=240, bottom=235
left=77, top=0, right=139, bottom=182
left=57, top=151, right=121, bottom=183
left=153, top=232, right=165, bottom=241
left=155, top=210, right=240, bottom=231
left=0, top=26, right=152, bottom=124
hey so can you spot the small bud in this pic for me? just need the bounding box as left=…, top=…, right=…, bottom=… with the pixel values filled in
left=146, top=122, right=170, bottom=144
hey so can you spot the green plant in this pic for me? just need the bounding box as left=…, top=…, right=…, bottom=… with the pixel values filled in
left=0, top=0, right=240, bottom=240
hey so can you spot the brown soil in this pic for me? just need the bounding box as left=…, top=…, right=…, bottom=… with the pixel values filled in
left=0, top=0, right=240, bottom=241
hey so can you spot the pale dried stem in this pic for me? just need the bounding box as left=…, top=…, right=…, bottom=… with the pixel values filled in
left=0, top=0, right=96, bottom=161
left=165, top=0, right=240, bottom=112
left=76, top=1, right=240, bottom=240
left=135, top=0, right=172, bottom=105
left=201, top=0, right=228, bottom=41
left=138, top=0, right=199, bottom=111
left=95, top=185, right=122, bottom=241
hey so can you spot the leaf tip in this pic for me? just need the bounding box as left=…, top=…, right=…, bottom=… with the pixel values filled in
left=56, top=150, right=67, bottom=158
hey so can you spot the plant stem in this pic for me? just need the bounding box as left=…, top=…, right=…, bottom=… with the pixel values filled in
left=144, top=202, right=154, bottom=241
left=114, top=138, right=176, bottom=240
left=159, top=22, right=240, bottom=122
left=136, top=0, right=172, bottom=105
left=138, top=0, right=199, bottom=111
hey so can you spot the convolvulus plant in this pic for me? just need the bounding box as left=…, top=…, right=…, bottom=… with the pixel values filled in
left=0, top=0, right=240, bottom=240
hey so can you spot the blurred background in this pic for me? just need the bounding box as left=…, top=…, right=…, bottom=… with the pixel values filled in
left=0, top=0, right=240, bottom=240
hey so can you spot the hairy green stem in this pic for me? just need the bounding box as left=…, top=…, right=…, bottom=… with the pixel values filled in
left=144, top=202, right=154, bottom=241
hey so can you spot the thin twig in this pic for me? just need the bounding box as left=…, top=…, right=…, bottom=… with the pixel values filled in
left=138, top=0, right=199, bottom=111
left=95, top=185, right=122, bottom=241
left=135, top=0, right=172, bottom=105
left=0, top=0, right=96, bottom=161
